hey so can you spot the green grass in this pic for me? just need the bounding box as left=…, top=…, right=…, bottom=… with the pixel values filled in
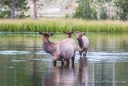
left=0, top=18, right=128, bottom=33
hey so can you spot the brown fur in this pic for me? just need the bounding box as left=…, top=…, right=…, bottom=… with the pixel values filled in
left=75, top=32, right=89, bottom=57
left=39, top=31, right=76, bottom=66
left=63, top=31, right=74, bottom=38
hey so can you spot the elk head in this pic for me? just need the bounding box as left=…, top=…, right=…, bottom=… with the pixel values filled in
left=63, top=31, right=74, bottom=38
left=74, top=32, right=86, bottom=48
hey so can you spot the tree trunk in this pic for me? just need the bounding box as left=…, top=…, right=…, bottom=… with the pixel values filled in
left=33, top=0, right=38, bottom=19
left=10, top=0, right=15, bottom=19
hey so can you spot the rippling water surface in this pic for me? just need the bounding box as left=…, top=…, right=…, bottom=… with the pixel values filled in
left=0, top=33, right=128, bottom=86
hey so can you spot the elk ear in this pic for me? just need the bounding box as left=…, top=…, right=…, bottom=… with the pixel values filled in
left=49, top=32, right=54, bottom=36
left=39, top=31, right=43, bottom=35
left=63, top=31, right=67, bottom=34
left=74, top=31, right=76, bottom=34
left=74, top=31, right=79, bottom=34
left=71, top=31, right=74, bottom=34
left=82, top=32, right=86, bottom=35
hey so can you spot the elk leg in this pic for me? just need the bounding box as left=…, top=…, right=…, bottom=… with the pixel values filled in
left=65, top=60, right=70, bottom=67
left=79, top=51, right=82, bottom=57
left=83, top=48, right=87, bottom=57
left=72, top=56, right=75, bottom=68
left=53, top=60, right=56, bottom=66
left=66, top=59, right=70, bottom=65
left=61, top=59, right=64, bottom=66
left=83, top=52, right=86, bottom=57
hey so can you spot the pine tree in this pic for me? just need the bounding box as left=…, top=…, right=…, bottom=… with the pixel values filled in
left=0, top=0, right=29, bottom=18
left=114, top=0, right=128, bottom=20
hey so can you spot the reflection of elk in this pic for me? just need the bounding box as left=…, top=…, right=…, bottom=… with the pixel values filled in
left=39, top=31, right=76, bottom=66
left=75, top=32, right=89, bottom=57
left=42, top=65, right=75, bottom=86
left=77, top=57, right=87, bottom=86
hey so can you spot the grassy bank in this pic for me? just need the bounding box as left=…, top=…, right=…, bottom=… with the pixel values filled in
left=0, top=18, right=128, bottom=33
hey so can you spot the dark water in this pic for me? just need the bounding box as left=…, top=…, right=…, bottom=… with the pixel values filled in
left=0, top=33, right=128, bottom=86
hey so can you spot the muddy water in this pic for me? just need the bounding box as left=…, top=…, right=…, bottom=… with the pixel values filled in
left=0, top=33, right=128, bottom=86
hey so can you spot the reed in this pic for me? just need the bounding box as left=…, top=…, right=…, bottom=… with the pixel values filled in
left=0, top=18, right=128, bottom=33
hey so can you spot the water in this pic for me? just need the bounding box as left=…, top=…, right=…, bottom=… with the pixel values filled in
left=0, top=33, right=128, bottom=86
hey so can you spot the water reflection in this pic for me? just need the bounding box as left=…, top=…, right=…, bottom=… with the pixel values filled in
left=77, top=57, right=87, bottom=86
left=0, top=33, right=128, bottom=86
left=42, top=57, right=88, bottom=86
left=42, top=64, right=75, bottom=86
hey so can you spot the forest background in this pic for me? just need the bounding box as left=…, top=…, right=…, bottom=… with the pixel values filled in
left=0, top=0, right=128, bottom=32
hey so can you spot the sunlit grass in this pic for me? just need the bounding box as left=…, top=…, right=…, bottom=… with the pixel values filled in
left=0, top=18, right=128, bottom=33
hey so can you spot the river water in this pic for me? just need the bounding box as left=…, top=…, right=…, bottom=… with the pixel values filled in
left=0, top=32, right=128, bottom=86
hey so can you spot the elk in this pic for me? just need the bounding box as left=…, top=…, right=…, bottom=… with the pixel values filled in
left=63, top=31, right=76, bottom=65
left=75, top=32, right=89, bottom=57
left=39, top=31, right=76, bottom=66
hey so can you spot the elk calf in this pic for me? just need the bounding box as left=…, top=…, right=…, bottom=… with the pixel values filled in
left=63, top=31, right=76, bottom=64
left=75, top=32, right=89, bottom=57
left=39, top=31, right=76, bottom=66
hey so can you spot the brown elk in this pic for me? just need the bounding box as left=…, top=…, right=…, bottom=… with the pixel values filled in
left=75, top=32, right=89, bottom=57
left=63, top=31, right=76, bottom=65
left=39, top=31, right=76, bottom=66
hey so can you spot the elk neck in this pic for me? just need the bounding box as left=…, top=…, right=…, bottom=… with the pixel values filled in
left=67, top=35, right=71, bottom=38
left=42, top=37, right=56, bottom=54
left=78, top=37, right=83, bottom=49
